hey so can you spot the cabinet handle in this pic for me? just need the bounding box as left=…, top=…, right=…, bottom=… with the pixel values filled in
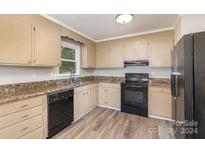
left=27, top=61, right=32, bottom=64
left=21, top=115, right=29, bottom=119
left=20, top=104, right=29, bottom=108
left=34, top=59, right=36, bottom=64
left=21, top=127, right=29, bottom=132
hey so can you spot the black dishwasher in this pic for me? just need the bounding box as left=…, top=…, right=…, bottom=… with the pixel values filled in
left=47, top=89, right=74, bottom=138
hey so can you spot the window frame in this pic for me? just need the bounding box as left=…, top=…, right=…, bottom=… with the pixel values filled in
left=57, top=41, right=80, bottom=76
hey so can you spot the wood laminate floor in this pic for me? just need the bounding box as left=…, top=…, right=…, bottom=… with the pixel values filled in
left=52, top=107, right=174, bottom=139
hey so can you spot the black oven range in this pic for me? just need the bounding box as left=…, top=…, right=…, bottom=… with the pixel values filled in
left=121, top=73, right=149, bottom=117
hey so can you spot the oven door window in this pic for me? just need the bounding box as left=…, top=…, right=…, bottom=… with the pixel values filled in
left=123, top=86, right=148, bottom=108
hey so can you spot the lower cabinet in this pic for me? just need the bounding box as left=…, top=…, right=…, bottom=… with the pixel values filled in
left=98, top=83, right=121, bottom=109
left=74, top=84, right=98, bottom=121
left=148, top=86, right=172, bottom=119
left=0, top=95, right=47, bottom=139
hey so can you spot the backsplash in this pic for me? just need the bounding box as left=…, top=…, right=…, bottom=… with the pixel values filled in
left=0, top=65, right=170, bottom=85
left=93, top=66, right=171, bottom=78
left=0, top=66, right=93, bottom=85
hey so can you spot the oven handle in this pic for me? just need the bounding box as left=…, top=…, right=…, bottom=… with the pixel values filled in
left=123, top=85, right=148, bottom=88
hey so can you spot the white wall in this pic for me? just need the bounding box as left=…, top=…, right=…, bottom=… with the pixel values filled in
left=0, top=65, right=169, bottom=85
left=174, top=14, right=205, bottom=44
left=0, top=66, right=93, bottom=85
left=93, top=67, right=171, bottom=78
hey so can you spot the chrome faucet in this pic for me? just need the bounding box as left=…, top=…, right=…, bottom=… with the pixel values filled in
left=70, top=70, right=80, bottom=85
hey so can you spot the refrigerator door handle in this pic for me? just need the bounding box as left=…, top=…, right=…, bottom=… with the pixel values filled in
left=171, top=73, right=176, bottom=97
left=171, top=72, right=181, bottom=98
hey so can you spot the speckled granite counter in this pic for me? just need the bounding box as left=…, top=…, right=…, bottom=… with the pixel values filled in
left=0, top=76, right=170, bottom=105
left=149, top=78, right=170, bottom=88
left=0, top=76, right=124, bottom=105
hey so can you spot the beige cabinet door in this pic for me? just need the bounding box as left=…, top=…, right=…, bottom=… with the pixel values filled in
left=81, top=43, right=96, bottom=68
left=74, top=92, right=85, bottom=121
left=109, top=42, right=124, bottom=68
left=33, top=15, right=61, bottom=67
left=149, top=32, right=173, bottom=67
left=107, top=88, right=121, bottom=108
left=85, top=88, right=95, bottom=113
left=149, top=88, right=171, bottom=118
left=87, top=43, right=96, bottom=68
left=81, top=45, right=88, bottom=68
left=98, top=84, right=121, bottom=109
left=123, top=40, right=135, bottom=61
left=96, top=43, right=110, bottom=68
left=94, top=84, right=98, bottom=106
left=0, top=15, right=32, bottom=65
left=134, top=42, right=150, bottom=60
left=98, top=87, right=108, bottom=105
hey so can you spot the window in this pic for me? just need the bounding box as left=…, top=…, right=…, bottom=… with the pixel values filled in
left=59, top=41, right=80, bottom=75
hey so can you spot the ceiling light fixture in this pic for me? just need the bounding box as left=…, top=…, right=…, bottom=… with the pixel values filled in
left=115, top=14, right=134, bottom=24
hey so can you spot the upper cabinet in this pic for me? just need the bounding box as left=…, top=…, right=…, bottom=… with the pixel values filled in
left=32, top=15, right=61, bottom=67
left=123, top=40, right=135, bottom=61
left=96, top=41, right=123, bottom=68
left=96, top=42, right=110, bottom=68
left=0, top=15, right=62, bottom=67
left=149, top=31, right=173, bottom=67
left=109, top=41, right=124, bottom=68
left=0, top=15, right=32, bottom=65
left=135, top=42, right=150, bottom=60
left=81, top=41, right=96, bottom=68
left=123, top=41, right=150, bottom=61
left=150, top=31, right=174, bottom=67
left=96, top=30, right=173, bottom=68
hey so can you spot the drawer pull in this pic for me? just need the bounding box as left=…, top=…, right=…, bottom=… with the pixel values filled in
left=21, top=127, right=29, bottom=131
left=20, top=104, right=29, bottom=108
left=21, top=115, right=29, bottom=119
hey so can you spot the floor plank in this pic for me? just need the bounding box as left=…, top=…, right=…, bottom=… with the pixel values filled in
left=52, top=107, right=174, bottom=139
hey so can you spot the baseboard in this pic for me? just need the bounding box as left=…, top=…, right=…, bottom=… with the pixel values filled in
left=73, top=106, right=98, bottom=122
left=98, top=105, right=120, bottom=111
left=74, top=105, right=173, bottom=122
left=148, top=114, right=173, bottom=121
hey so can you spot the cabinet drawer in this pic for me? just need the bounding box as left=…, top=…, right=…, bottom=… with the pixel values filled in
left=0, top=105, right=43, bottom=129
left=0, top=95, right=44, bottom=116
left=149, top=86, right=170, bottom=94
left=20, top=127, right=44, bottom=139
left=0, top=114, right=43, bottom=139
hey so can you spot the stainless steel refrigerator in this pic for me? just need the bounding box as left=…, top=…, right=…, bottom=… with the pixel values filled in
left=171, top=32, right=205, bottom=139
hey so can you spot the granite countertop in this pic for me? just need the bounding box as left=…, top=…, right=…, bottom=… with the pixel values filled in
left=149, top=78, right=170, bottom=88
left=0, top=76, right=123, bottom=105
left=0, top=76, right=170, bottom=105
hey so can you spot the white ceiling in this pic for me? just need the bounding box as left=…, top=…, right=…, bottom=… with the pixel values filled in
left=50, top=14, right=178, bottom=42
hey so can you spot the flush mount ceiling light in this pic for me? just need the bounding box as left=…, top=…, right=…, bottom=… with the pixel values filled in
left=115, top=14, right=134, bottom=24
